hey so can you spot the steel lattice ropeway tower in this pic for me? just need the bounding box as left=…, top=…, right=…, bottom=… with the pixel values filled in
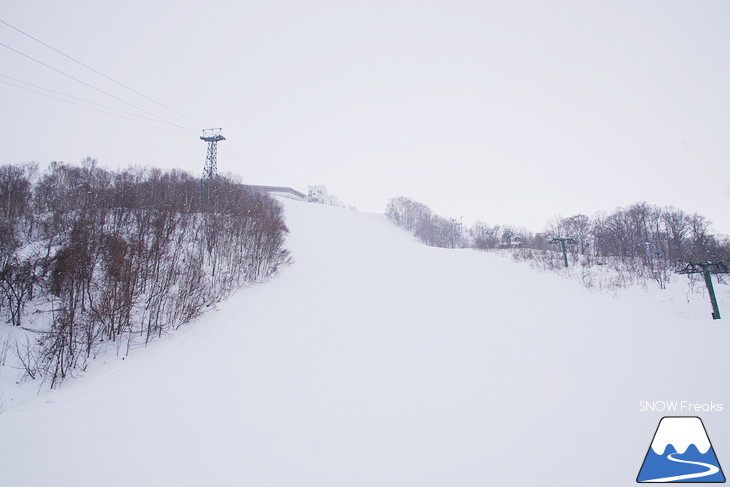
left=200, top=128, right=225, bottom=204
left=201, top=128, right=225, bottom=180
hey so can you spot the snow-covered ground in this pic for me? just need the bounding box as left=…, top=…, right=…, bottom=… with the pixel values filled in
left=1, top=198, right=728, bottom=486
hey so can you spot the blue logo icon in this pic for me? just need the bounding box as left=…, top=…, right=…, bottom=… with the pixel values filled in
left=637, top=416, right=725, bottom=483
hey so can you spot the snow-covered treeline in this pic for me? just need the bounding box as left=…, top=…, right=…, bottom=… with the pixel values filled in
left=0, top=159, right=289, bottom=387
left=385, top=196, right=465, bottom=248
left=386, top=196, right=729, bottom=290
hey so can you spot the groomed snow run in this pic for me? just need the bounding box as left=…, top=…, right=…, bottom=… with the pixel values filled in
left=1, top=198, right=729, bottom=486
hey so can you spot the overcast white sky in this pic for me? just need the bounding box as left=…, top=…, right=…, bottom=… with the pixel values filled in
left=1, top=1, right=729, bottom=234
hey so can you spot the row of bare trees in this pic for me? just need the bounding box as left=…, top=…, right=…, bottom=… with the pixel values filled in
left=386, top=196, right=729, bottom=289
left=385, top=196, right=465, bottom=248
left=525, top=203, right=727, bottom=288
left=0, top=159, right=289, bottom=387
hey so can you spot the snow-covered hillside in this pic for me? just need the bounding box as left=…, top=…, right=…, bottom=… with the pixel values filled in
left=1, top=199, right=729, bottom=486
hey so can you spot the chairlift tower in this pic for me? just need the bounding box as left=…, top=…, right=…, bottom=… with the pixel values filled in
left=549, top=237, right=576, bottom=268
left=450, top=217, right=463, bottom=249
left=503, top=230, right=514, bottom=247
left=678, top=261, right=729, bottom=320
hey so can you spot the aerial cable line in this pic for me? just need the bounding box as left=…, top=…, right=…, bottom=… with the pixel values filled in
left=226, top=139, right=308, bottom=186
left=0, top=40, right=198, bottom=135
left=0, top=39, right=304, bottom=185
left=223, top=147, right=306, bottom=187
left=219, top=147, right=288, bottom=178
left=2, top=66, right=305, bottom=186
left=0, top=72, right=176, bottom=124
left=0, top=18, right=309, bottom=187
left=0, top=18, right=204, bottom=129
left=0, top=78, right=194, bottom=137
left=220, top=146, right=307, bottom=186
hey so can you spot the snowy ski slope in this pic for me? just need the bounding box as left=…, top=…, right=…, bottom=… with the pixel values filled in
left=1, top=198, right=729, bottom=486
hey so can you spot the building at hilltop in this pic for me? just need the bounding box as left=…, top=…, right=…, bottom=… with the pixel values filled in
left=246, top=185, right=306, bottom=201
left=307, top=185, right=329, bottom=204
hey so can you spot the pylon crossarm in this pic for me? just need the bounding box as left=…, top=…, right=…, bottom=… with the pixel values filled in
left=200, top=128, right=225, bottom=142
left=678, top=261, right=729, bottom=275
left=677, top=260, right=728, bottom=320
left=706, top=262, right=730, bottom=274
left=678, top=263, right=702, bottom=274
